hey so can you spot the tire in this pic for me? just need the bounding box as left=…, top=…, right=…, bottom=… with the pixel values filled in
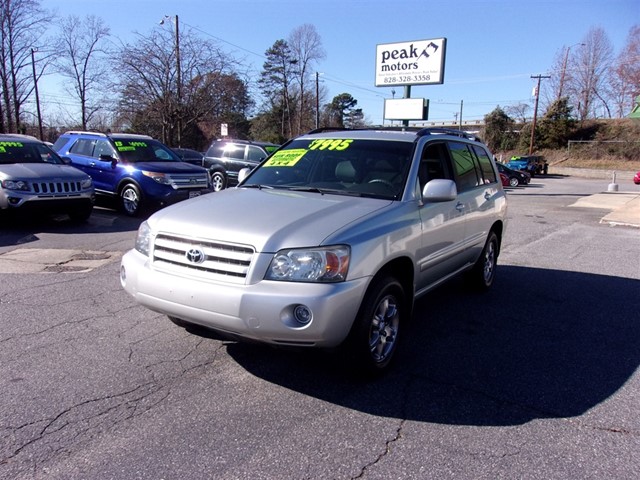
left=345, top=276, right=405, bottom=376
left=467, top=231, right=499, bottom=291
left=120, top=183, right=142, bottom=216
left=509, top=177, right=519, bottom=187
left=68, top=204, right=93, bottom=223
left=210, top=171, right=226, bottom=192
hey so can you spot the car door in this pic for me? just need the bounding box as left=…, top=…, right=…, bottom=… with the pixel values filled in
left=90, top=139, right=120, bottom=194
left=448, top=141, right=499, bottom=262
left=415, top=141, right=468, bottom=292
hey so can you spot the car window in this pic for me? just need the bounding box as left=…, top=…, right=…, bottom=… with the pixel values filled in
left=222, top=144, right=246, bottom=161
left=243, top=138, right=413, bottom=199
left=0, top=140, right=63, bottom=165
left=418, top=142, right=452, bottom=190
left=246, top=145, right=267, bottom=162
left=472, top=145, right=497, bottom=184
left=70, top=138, right=97, bottom=157
left=448, top=141, right=480, bottom=193
left=113, top=139, right=179, bottom=163
left=93, top=139, right=116, bottom=159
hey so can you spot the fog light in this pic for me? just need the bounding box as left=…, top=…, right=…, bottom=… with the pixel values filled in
left=120, top=265, right=127, bottom=285
left=293, top=305, right=312, bottom=325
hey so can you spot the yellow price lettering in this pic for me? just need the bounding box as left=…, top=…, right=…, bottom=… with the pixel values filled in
left=308, top=139, right=353, bottom=151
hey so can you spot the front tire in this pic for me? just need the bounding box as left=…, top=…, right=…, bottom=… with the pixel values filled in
left=509, top=177, right=519, bottom=187
left=346, top=276, right=405, bottom=376
left=120, top=183, right=142, bottom=216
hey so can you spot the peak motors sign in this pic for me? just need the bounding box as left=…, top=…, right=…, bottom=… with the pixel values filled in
left=375, top=38, right=446, bottom=87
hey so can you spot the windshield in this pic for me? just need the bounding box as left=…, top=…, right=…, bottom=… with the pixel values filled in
left=242, top=138, right=414, bottom=199
left=0, top=140, right=65, bottom=165
left=113, top=139, right=181, bottom=163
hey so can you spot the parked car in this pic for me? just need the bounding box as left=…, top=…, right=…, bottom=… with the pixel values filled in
left=120, top=127, right=507, bottom=375
left=634, top=171, right=640, bottom=185
left=53, top=131, right=211, bottom=216
left=202, top=139, right=279, bottom=191
left=172, top=147, right=205, bottom=167
left=506, top=155, right=548, bottom=176
left=499, top=172, right=510, bottom=187
left=0, top=134, right=94, bottom=221
left=497, top=162, right=530, bottom=186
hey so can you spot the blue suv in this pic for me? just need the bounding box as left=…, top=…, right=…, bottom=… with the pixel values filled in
left=53, top=131, right=211, bottom=216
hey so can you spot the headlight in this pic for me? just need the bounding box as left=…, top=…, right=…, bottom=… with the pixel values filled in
left=135, top=221, right=152, bottom=256
left=266, top=245, right=350, bottom=283
left=2, top=179, right=30, bottom=191
left=81, top=177, right=93, bottom=189
left=142, top=170, right=171, bottom=185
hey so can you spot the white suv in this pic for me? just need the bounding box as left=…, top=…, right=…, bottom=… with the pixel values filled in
left=120, top=128, right=507, bottom=374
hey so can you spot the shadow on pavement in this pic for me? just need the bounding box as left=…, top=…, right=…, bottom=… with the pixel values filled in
left=225, top=265, right=640, bottom=426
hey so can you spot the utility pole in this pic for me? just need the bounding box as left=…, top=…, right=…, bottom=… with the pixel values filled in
left=175, top=15, right=181, bottom=147
left=315, top=72, right=319, bottom=129
left=31, top=49, right=43, bottom=140
left=529, top=74, right=550, bottom=155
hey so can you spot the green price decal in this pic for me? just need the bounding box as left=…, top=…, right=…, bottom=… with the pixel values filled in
left=308, top=139, right=353, bottom=151
left=264, top=149, right=307, bottom=167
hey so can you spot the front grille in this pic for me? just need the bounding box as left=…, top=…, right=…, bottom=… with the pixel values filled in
left=32, top=180, right=84, bottom=195
left=152, top=233, right=254, bottom=284
left=168, top=173, right=209, bottom=189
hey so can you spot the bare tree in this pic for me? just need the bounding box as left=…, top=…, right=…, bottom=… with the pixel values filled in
left=116, top=25, right=242, bottom=146
left=0, top=0, right=51, bottom=133
left=55, top=15, right=111, bottom=130
left=568, top=27, right=614, bottom=120
left=288, top=24, right=325, bottom=135
left=610, top=25, right=640, bottom=117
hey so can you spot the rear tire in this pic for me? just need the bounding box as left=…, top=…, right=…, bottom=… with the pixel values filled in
left=345, top=276, right=405, bottom=376
left=68, top=204, right=93, bottom=223
left=467, top=231, right=499, bottom=291
left=210, top=171, right=226, bottom=192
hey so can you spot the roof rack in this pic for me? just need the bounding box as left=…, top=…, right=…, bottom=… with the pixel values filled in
left=416, top=128, right=481, bottom=141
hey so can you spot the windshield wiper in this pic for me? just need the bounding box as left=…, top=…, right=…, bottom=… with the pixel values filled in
left=241, top=184, right=274, bottom=190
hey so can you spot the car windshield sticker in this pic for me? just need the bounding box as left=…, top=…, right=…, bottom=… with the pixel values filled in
left=308, top=139, right=353, bottom=151
left=264, top=149, right=307, bottom=167
left=114, top=140, right=148, bottom=152
left=0, top=141, right=24, bottom=153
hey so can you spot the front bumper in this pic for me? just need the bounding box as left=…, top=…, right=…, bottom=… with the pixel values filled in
left=120, top=249, right=369, bottom=347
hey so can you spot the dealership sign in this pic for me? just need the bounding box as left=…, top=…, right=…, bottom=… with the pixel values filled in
left=375, top=38, right=446, bottom=87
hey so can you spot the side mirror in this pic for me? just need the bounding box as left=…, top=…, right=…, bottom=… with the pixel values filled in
left=60, top=156, right=72, bottom=165
left=237, top=167, right=251, bottom=184
left=422, top=179, right=457, bottom=202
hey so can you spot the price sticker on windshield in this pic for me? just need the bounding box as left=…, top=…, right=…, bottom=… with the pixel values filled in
left=263, top=149, right=307, bottom=167
left=308, top=139, right=353, bottom=151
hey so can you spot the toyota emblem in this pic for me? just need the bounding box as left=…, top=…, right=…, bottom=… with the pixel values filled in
left=186, top=248, right=205, bottom=264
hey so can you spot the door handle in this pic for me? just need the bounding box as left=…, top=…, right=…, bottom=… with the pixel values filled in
left=455, top=202, right=465, bottom=212
left=484, top=191, right=492, bottom=200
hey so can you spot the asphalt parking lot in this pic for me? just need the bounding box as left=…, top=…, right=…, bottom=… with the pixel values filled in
left=0, top=174, right=639, bottom=479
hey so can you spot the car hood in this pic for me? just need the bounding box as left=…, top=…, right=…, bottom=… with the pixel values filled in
left=131, top=161, right=207, bottom=173
left=0, top=162, right=88, bottom=180
left=147, top=187, right=392, bottom=253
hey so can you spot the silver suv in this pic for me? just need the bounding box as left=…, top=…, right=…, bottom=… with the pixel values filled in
left=0, top=134, right=94, bottom=221
left=120, top=128, right=507, bottom=374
